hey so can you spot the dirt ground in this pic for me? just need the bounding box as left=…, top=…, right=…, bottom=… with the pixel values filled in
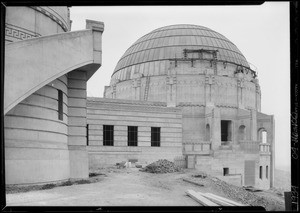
left=6, top=166, right=285, bottom=210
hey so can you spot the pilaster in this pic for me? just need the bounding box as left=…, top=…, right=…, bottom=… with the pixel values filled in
left=250, top=109, right=257, bottom=141
left=166, top=76, right=177, bottom=107
left=205, top=75, right=215, bottom=106
left=237, top=78, right=245, bottom=109
left=132, top=78, right=141, bottom=100
left=211, top=107, right=221, bottom=150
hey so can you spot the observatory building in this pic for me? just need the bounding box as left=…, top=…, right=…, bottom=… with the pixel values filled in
left=87, top=24, right=275, bottom=189
left=4, top=7, right=274, bottom=190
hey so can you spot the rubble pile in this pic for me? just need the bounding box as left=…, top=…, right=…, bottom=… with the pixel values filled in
left=208, top=177, right=283, bottom=210
left=140, top=159, right=181, bottom=173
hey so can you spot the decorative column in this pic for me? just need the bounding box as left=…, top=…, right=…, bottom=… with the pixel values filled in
left=205, top=75, right=215, bottom=106
left=237, top=78, right=245, bottom=109
left=132, top=78, right=141, bottom=100
left=166, top=76, right=177, bottom=107
left=211, top=107, right=221, bottom=150
left=250, top=109, right=257, bottom=141
left=255, top=82, right=261, bottom=112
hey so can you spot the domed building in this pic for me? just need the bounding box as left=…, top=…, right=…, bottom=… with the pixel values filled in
left=87, top=24, right=275, bottom=189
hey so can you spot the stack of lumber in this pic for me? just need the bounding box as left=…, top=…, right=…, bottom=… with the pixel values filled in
left=186, top=190, right=246, bottom=206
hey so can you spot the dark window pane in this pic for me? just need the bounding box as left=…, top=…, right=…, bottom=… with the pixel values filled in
left=151, top=127, right=160, bottom=147
left=128, top=126, right=138, bottom=146
left=103, top=125, right=114, bottom=146
left=58, top=90, right=63, bottom=121
left=86, top=124, right=89, bottom=146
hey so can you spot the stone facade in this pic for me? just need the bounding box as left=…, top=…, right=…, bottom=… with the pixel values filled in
left=87, top=98, right=182, bottom=168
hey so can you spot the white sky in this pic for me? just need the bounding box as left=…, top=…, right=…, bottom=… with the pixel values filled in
left=70, top=2, right=290, bottom=171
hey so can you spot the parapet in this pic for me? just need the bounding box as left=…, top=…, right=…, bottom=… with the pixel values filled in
left=86, top=19, right=104, bottom=32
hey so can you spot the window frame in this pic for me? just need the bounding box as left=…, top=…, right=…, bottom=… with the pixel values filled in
left=128, top=126, right=138, bottom=146
left=103, top=125, right=114, bottom=146
left=223, top=167, right=229, bottom=176
left=151, top=127, right=161, bottom=147
left=259, top=166, right=263, bottom=179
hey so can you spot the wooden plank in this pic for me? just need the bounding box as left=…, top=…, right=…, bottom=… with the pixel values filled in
left=205, top=193, right=246, bottom=206
left=183, top=178, right=204, bottom=187
left=198, top=192, right=234, bottom=206
left=186, top=190, right=219, bottom=206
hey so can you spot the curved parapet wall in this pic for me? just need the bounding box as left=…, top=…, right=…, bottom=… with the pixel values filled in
left=4, top=23, right=103, bottom=114
left=5, top=6, right=71, bottom=43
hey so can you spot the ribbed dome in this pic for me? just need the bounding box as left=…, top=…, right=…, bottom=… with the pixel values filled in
left=112, top=24, right=249, bottom=81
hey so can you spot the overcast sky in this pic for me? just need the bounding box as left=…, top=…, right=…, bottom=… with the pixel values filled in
left=70, top=2, right=290, bottom=171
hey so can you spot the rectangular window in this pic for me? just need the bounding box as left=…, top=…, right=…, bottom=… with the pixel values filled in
left=58, top=90, right=63, bottom=120
left=259, top=166, right=263, bottom=179
left=128, top=126, right=138, bottom=146
left=103, top=125, right=114, bottom=146
left=221, top=120, right=232, bottom=142
left=266, top=166, right=268, bottom=179
left=151, top=127, right=160, bottom=147
left=86, top=124, right=89, bottom=146
left=223, top=168, right=229, bottom=176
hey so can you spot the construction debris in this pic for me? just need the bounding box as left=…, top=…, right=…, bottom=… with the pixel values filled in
left=243, top=186, right=263, bottom=192
left=116, top=161, right=126, bottom=169
left=139, top=159, right=181, bottom=173
left=192, top=172, right=207, bottom=178
left=183, top=178, right=204, bottom=187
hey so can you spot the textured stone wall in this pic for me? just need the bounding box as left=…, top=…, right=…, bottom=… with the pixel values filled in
left=87, top=98, right=183, bottom=168
left=5, top=75, right=70, bottom=184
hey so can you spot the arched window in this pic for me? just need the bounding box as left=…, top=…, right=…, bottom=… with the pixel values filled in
left=205, top=124, right=210, bottom=141
left=238, top=125, right=246, bottom=141
left=262, top=131, right=267, bottom=144
left=258, top=128, right=268, bottom=143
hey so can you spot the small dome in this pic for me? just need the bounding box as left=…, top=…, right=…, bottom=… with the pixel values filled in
left=112, top=24, right=249, bottom=81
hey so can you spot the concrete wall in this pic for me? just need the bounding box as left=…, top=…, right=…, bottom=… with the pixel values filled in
left=68, top=70, right=89, bottom=179
left=256, top=155, right=271, bottom=190
left=5, top=76, right=70, bottom=184
left=5, top=6, right=70, bottom=43
left=87, top=98, right=183, bottom=168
